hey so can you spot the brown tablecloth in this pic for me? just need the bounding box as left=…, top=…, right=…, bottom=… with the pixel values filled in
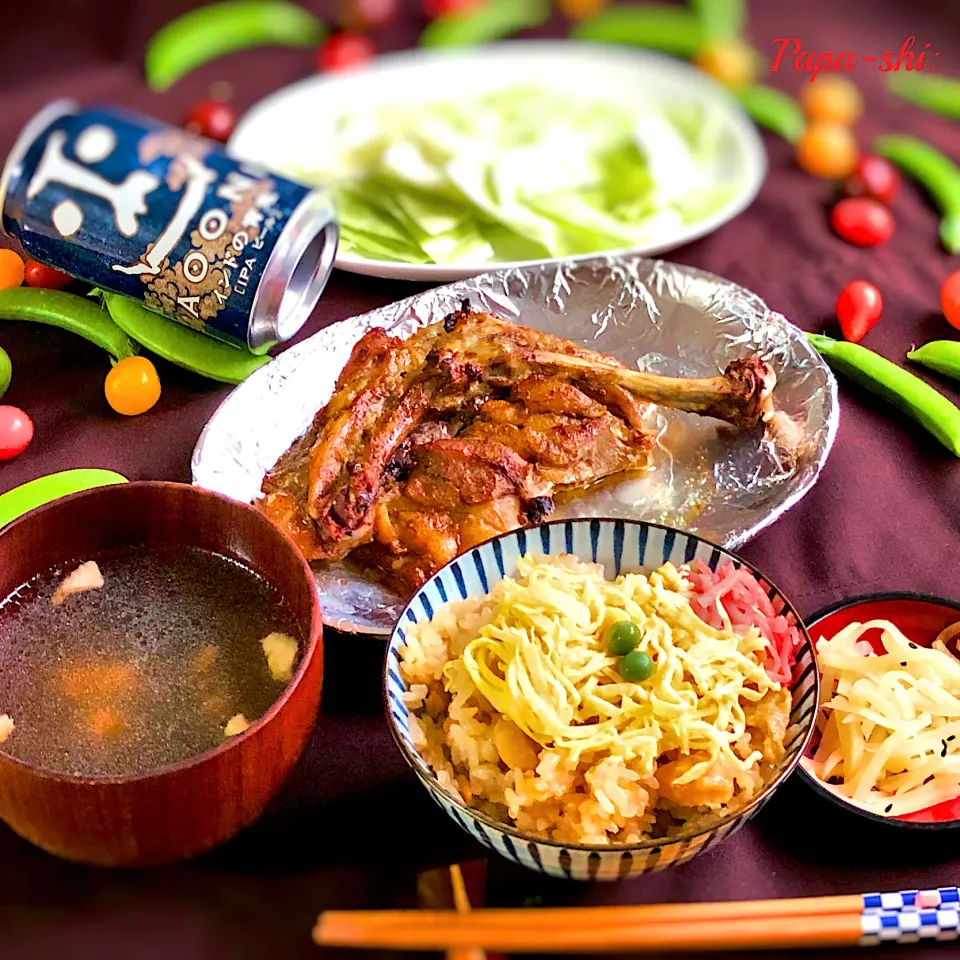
left=2, top=1, right=960, bottom=957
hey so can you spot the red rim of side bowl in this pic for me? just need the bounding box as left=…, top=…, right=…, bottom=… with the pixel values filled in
left=799, top=591, right=960, bottom=830
left=0, top=481, right=323, bottom=786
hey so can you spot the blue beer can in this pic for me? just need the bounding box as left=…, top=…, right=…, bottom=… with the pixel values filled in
left=0, top=101, right=339, bottom=353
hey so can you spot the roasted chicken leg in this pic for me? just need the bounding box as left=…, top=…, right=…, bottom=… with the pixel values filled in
left=258, top=304, right=777, bottom=592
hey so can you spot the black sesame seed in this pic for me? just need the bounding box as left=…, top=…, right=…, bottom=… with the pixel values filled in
left=885, top=804, right=893, bottom=814
left=900, top=661, right=908, bottom=667
left=949, top=736, right=956, bottom=743
left=943, top=740, right=949, bottom=758
left=910, top=643, right=918, bottom=649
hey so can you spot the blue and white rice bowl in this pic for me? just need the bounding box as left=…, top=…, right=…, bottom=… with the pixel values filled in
left=385, top=518, right=819, bottom=881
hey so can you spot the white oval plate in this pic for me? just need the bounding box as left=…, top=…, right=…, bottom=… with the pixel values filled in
left=228, top=41, right=767, bottom=283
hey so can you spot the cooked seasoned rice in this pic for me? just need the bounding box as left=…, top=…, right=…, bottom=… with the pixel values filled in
left=399, top=555, right=792, bottom=846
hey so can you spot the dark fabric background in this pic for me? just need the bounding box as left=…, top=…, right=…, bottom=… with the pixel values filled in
left=1, top=1, right=960, bottom=958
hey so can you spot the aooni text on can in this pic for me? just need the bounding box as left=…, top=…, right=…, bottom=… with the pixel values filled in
left=0, top=101, right=339, bottom=353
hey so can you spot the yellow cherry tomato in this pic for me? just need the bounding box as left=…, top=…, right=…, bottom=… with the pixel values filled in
left=694, top=39, right=757, bottom=91
left=556, top=0, right=609, bottom=19
left=796, top=122, right=859, bottom=179
left=799, top=75, right=863, bottom=125
left=105, top=357, right=161, bottom=416
left=0, top=249, right=25, bottom=290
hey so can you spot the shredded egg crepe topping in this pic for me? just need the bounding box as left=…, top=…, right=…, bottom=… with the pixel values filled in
left=446, top=555, right=779, bottom=782
left=804, top=619, right=960, bottom=817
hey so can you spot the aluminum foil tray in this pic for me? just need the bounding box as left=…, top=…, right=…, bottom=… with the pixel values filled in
left=192, top=255, right=838, bottom=635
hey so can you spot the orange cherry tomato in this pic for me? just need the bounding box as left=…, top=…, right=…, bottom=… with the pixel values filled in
left=796, top=122, right=859, bottom=179
left=23, top=259, right=72, bottom=290
left=556, top=0, right=609, bottom=19
left=104, top=357, right=161, bottom=416
left=694, top=39, right=757, bottom=91
left=942, top=270, right=960, bottom=331
left=0, top=249, right=25, bottom=290
left=799, top=75, right=863, bottom=125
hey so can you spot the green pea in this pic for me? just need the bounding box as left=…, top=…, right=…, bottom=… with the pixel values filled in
left=420, top=0, right=550, bottom=48
left=737, top=85, right=805, bottom=145
left=606, top=620, right=640, bottom=656
left=908, top=341, right=960, bottom=383
left=0, top=288, right=137, bottom=361
left=619, top=651, right=654, bottom=683
left=873, top=135, right=960, bottom=255
left=571, top=5, right=705, bottom=58
left=145, top=0, right=326, bottom=92
left=0, top=346, right=10, bottom=400
left=689, top=0, right=746, bottom=42
left=104, top=294, right=271, bottom=385
left=0, top=469, right=128, bottom=531
left=807, top=333, right=960, bottom=457
left=886, top=73, right=960, bottom=121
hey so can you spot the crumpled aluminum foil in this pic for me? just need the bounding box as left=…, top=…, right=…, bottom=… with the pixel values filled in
left=192, top=255, right=838, bottom=635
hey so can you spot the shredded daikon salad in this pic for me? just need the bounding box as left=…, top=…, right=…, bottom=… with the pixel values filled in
left=450, top=555, right=782, bottom=784
left=803, top=619, right=960, bottom=817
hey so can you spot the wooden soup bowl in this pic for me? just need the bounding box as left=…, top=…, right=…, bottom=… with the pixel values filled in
left=0, top=482, right=323, bottom=867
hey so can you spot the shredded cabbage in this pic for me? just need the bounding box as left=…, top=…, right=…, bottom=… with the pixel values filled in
left=446, top=555, right=779, bottom=783
left=291, top=85, right=740, bottom=265
left=803, top=619, right=960, bottom=817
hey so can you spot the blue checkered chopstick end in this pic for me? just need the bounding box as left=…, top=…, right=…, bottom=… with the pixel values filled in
left=861, top=909, right=960, bottom=945
left=859, top=889, right=960, bottom=945
left=863, top=887, right=960, bottom=913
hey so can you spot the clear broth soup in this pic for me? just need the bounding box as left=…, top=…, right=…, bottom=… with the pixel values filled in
left=0, top=545, right=301, bottom=777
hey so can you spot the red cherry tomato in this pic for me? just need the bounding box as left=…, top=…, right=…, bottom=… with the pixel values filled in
left=317, top=32, right=375, bottom=72
left=339, top=0, right=398, bottom=29
left=183, top=98, right=237, bottom=143
left=423, top=0, right=483, bottom=16
left=843, top=154, right=900, bottom=205
left=942, top=270, right=960, bottom=331
left=23, top=259, right=71, bottom=290
left=830, top=198, right=895, bottom=247
left=836, top=281, right=883, bottom=343
left=0, top=405, right=33, bottom=460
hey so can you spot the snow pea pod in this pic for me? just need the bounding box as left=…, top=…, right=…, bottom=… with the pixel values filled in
left=0, top=346, right=10, bottom=400
left=0, top=469, right=128, bottom=531
left=571, top=4, right=704, bottom=57
left=420, top=0, right=550, bottom=48
left=689, top=0, right=745, bottom=41
left=887, top=72, right=960, bottom=120
left=145, top=0, right=326, bottom=92
left=807, top=333, right=960, bottom=457
left=103, top=294, right=271, bottom=385
left=737, top=84, right=805, bottom=144
left=907, top=341, right=960, bottom=382
left=873, top=134, right=960, bottom=254
left=0, top=288, right=137, bottom=361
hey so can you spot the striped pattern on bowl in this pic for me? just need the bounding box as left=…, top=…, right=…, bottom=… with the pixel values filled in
left=385, top=518, right=819, bottom=881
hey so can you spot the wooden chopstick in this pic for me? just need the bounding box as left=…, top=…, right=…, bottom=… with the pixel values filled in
left=315, top=910, right=863, bottom=953
left=446, top=864, right=486, bottom=960
left=315, top=888, right=960, bottom=954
